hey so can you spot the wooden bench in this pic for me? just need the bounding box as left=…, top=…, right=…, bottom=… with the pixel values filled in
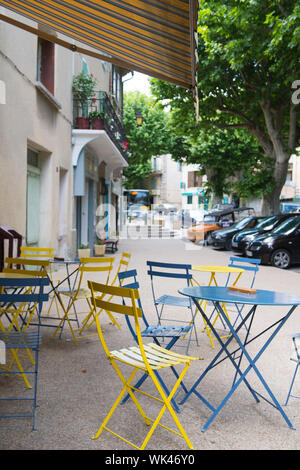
left=104, top=239, right=119, bottom=253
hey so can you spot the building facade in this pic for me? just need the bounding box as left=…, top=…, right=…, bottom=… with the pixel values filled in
left=0, top=8, right=129, bottom=258
left=144, top=156, right=209, bottom=211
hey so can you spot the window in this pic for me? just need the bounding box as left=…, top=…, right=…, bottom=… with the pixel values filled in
left=37, top=38, right=55, bottom=95
left=187, top=195, right=193, bottom=204
left=82, top=58, right=89, bottom=74
left=27, top=148, right=39, bottom=168
left=111, top=65, right=121, bottom=103
left=187, top=171, right=202, bottom=188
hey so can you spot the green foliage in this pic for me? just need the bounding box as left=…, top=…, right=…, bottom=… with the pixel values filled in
left=122, top=91, right=171, bottom=187
left=72, top=72, right=97, bottom=104
left=95, top=239, right=105, bottom=245
left=150, top=0, right=299, bottom=212
left=173, top=126, right=275, bottom=199
left=89, top=110, right=104, bottom=120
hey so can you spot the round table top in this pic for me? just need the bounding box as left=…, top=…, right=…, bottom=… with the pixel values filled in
left=192, top=265, right=244, bottom=274
left=179, top=286, right=300, bottom=306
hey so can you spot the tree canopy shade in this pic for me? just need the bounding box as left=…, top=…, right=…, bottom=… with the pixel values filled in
left=186, top=128, right=275, bottom=204
left=151, top=0, right=300, bottom=214
left=122, top=92, right=171, bottom=188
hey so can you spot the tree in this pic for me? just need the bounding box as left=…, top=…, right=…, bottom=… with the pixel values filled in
left=151, top=0, right=300, bottom=214
left=122, top=91, right=171, bottom=188
left=168, top=126, right=275, bottom=205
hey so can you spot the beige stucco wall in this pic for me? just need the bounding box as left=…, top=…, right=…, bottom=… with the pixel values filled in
left=0, top=9, right=74, bottom=255
left=0, top=8, right=127, bottom=258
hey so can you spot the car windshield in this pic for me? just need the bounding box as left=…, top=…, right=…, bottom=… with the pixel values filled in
left=203, top=215, right=217, bottom=223
left=272, top=217, right=300, bottom=235
left=255, top=216, right=278, bottom=230
left=233, top=217, right=252, bottom=229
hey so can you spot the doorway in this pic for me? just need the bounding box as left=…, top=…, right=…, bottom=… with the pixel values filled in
left=26, top=149, right=40, bottom=246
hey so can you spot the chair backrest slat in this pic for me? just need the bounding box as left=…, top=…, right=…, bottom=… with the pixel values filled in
left=147, top=261, right=192, bottom=270
left=80, top=257, right=115, bottom=264
left=228, top=256, right=261, bottom=288
left=118, top=269, right=137, bottom=281
left=3, top=257, right=49, bottom=277
left=88, top=281, right=141, bottom=317
left=147, top=270, right=192, bottom=279
left=5, top=257, right=50, bottom=267
left=0, top=277, right=49, bottom=303
left=3, top=268, right=48, bottom=277
left=94, top=298, right=142, bottom=317
left=0, top=293, right=49, bottom=303
left=0, top=277, right=49, bottom=287
left=20, top=247, right=54, bottom=258
left=229, top=256, right=261, bottom=271
left=88, top=280, right=137, bottom=299
left=79, top=266, right=113, bottom=272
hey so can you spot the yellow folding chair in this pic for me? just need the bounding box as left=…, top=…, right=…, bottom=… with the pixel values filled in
left=20, top=246, right=60, bottom=317
left=51, top=257, right=114, bottom=346
left=88, top=281, right=201, bottom=450
left=79, top=252, right=131, bottom=334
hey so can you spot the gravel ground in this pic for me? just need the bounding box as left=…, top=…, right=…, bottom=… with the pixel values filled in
left=1, top=237, right=300, bottom=451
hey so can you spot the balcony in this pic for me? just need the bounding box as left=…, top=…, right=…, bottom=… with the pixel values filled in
left=72, top=91, right=129, bottom=163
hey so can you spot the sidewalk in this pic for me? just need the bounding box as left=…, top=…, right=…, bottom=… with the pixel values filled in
left=1, top=238, right=300, bottom=450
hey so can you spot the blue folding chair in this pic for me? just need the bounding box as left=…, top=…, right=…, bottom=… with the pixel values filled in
left=0, top=277, right=49, bottom=430
left=284, top=333, right=300, bottom=406
left=118, top=269, right=193, bottom=412
left=146, top=261, right=199, bottom=352
left=226, top=256, right=261, bottom=330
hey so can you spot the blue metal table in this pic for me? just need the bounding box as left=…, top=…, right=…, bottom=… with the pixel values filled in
left=178, top=286, right=300, bottom=432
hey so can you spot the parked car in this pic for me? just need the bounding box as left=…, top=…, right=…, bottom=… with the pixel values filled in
left=187, top=207, right=255, bottom=244
left=245, top=215, right=300, bottom=268
left=280, top=202, right=300, bottom=213
left=231, top=213, right=295, bottom=254
left=211, top=215, right=266, bottom=250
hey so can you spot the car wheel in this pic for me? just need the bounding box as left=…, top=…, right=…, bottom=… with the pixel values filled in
left=225, top=238, right=232, bottom=251
left=270, top=249, right=291, bottom=269
left=205, top=232, right=213, bottom=245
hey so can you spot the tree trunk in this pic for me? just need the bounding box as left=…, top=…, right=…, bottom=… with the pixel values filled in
left=252, top=101, right=293, bottom=216
left=261, top=158, right=289, bottom=215
left=205, top=168, right=223, bottom=207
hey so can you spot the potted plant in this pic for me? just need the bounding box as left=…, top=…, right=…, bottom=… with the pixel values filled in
left=72, top=72, right=97, bottom=129
left=94, top=239, right=106, bottom=256
left=78, top=244, right=90, bottom=258
left=89, top=110, right=105, bottom=130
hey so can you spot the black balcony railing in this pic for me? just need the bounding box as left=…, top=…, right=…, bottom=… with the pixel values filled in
left=73, top=91, right=129, bottom=162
